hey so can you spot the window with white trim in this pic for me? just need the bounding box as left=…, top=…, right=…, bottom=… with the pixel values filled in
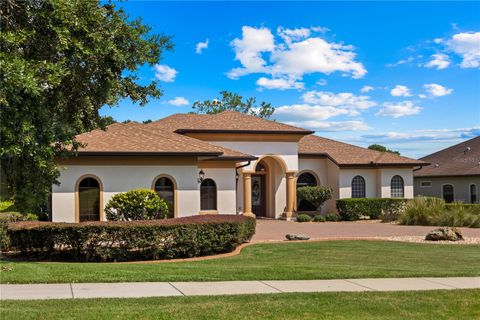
left=390, top=175, right=404, bottom=198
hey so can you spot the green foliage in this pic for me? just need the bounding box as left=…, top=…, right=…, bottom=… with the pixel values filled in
left=325, top=213, right=340, bottom=222
left=192, top=91, right=274, bottom=119
left=0, top=211, right=37, bottom=250
left=297, top=186, right=333, bottom=212
left=313, top=215, right=326, bottom=222
left=0, top=200, right=15, bottom=212
left=400, top=197, right=480, bottom=228
left=105, top=189, right=169, bottom=221
left=7, top=215, right=256, bottom=261
left=0, top=0, right=173, bottom=212
left=296, top=214, right=312, bottom=222
left=367, top=144, right=400, bottom=155
left=336, top=198, right=408, bottom=221
left=98, top=116, right=117, bottom=127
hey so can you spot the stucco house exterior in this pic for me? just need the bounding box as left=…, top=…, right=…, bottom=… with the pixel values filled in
left=414, top=136, right=480, bottom=203
left=52, top=111, right=425, bottom=222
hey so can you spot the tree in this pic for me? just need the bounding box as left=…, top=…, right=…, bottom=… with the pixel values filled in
left=0, top=0, right=173, bottom=212
left=98, top=116, right=117, bottom=128
left=192, top=91, right=275, bottom=119
left=368, top=144, right=400, bottom=155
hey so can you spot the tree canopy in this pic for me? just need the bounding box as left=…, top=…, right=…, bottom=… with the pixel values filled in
left=192, top=91, right=275, bottom=119
left=368, top=144, right=400, bottom=155
left=0, top=0, right=173, bottom=211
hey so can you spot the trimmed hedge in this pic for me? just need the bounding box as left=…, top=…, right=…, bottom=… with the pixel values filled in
left=0, top=212, right=37, bottom=250
left=336, top=198, right=408, bottom=221
left=7, top=215, right=255, bottom=262
left=296, top=214, right=312, bottom=222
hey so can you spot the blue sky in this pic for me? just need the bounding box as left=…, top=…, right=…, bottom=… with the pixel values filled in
left=100, top=1, right=480, bottom=158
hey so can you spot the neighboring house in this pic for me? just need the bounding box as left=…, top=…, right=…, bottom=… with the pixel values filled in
left=52, top=111, right=425, bottom=222
left=414, top=136, right=480, bottom=203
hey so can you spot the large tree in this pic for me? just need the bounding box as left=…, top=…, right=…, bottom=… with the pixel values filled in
left=192, top=91, right=275, bottom=119
left=0, top=0, right=173, bottom=211
left=368, top=144, right=400, bottom=155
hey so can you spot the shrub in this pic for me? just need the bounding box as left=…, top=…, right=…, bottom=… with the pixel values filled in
left=0, top=212, right=37, bottom=250
left=105, top=189, right=169, bottom=221
left=325, top=213, right=340, bottom=222
left=336, top=198, right=408, bottom=221
left=313, top=215, right=326, bottom=222
left=7, top=215, right=256, bottom=261
left=297, top=186, right=333, bottom=212
left=296, top=214, right=312, bottom=222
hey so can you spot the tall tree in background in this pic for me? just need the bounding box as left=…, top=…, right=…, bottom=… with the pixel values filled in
left=192, top=91, right=275, bottom=119
left=0, top=0, right=173, bottom=211
left=368, top=144, right=400, bottom=155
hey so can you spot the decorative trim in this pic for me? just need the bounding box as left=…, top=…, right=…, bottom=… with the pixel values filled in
left=74, top=174, right=104, bottom=223
left=151, top=174, right=178, bottom=218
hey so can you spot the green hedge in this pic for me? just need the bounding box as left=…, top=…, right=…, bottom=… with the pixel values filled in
left=336, top=198, right=408, bottom=221
left=7, top=215, right=255, bottom=262
left=0, top=212, right=37, bottom=250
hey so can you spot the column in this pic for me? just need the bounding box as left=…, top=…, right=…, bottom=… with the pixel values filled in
left=242, top=172, right=255, bottom=217
left=283, top=172, right=296, bottom=220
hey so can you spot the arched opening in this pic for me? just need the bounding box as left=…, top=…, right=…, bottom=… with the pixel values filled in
left=252, top=161, right=268, bottom=217
left=471, top=184, right=477, bottom=204
left=442, top=184, right=454, bottom=203
left=154, top=176, right=175, bottom=218
left=351, top=175, right=366, bottom=198
left=296, top=172, right=318, bottom=211
left=390, top=175, right=404, bottom=198
left=200, top=178, right=217, bottom=211
left=78, top=177, right=101, bottom=222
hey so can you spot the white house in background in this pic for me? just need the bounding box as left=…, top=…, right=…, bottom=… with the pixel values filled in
left=52, top=111, right=425, bottom=222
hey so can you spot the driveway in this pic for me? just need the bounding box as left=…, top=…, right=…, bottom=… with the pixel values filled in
left=252, top=220, right=480, bottom=242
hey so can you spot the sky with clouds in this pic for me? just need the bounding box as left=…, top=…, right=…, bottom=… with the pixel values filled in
left=100, top=1, right=480, bottom=159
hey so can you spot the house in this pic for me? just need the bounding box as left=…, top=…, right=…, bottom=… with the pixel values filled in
left=414, top=136, right=480, bottom=203
left=52, top=111, right=425, bottom=222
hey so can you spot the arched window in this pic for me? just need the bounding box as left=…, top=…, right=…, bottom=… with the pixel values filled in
left=470, top=184, right=477, bottom=204
left=390, top=175, right=404, bottom=198
left=296, top=172, right=318, bottom=211
left=154, top=177, right=175, bottom=218
left=442, top=184, right=454, bottom=203
left=200, top=179, right=217, bottom=211
left=351, top=176, right=366, bottom=198
left=78, top=177, right=100, bottom=222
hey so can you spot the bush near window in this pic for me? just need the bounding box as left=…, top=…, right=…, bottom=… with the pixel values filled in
left=313, top=215, right=326, bottom=222
left=325, top=213, right=340, bottom=222
left=7, top=215, right=256, bottom=262
left=296, top=214, right=312, bottom=222
left=297, top=186, right=333, bottom=212
left=336, top=198, right=408, bottom=221
left=105, top=189, right=169, bottom=221
left=0, top=212, right=37, bottom=250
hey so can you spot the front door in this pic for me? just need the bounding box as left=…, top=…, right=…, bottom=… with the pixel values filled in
left=251, top=175, right=266, bottom=217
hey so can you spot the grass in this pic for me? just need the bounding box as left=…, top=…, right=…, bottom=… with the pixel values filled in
left=1, top=240, right=480, bottom=284
left=1, top=290, right=479, bottom=319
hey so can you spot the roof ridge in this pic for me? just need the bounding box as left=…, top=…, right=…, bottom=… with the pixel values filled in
left=420, top=135, right=480, bottom=160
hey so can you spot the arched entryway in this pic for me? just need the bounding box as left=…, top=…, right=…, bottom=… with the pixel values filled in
left=76, top=175, right=102, bottom=222
left=252, top=161, right=268, bottom=217
left=153, top=175, right=176, bottom=218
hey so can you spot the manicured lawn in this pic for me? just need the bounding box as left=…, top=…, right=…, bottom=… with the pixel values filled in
left=1, top=290, right=479, bottom=320
left=1, top=240, right=480, bottom=284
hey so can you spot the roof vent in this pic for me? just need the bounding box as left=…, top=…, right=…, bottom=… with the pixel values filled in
left=434, top=163, right=439, bottom=168
left=464, top=147, right=471, bottom=154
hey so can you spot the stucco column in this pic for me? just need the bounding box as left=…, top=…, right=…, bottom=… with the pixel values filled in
left=283, top=171, right=297, bottom=220
left=242, top=172, right=255, bottom=217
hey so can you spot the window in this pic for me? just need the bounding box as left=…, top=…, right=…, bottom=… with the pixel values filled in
left=200, top=179, right=217, bottom=211
left=442, top=184, right=454, bottom=203
left=78, top=177, right=100, bottom=222
left=154, top=177, right=175, bottom=218
left=390, top=175, right=404, bottom=198
left=296, top=172, right=318, bottom=211
left=255, top=162, right=267, bottom=173
left=471, top=184, right=477, bottom=204
left=420, top=181, right=432, bottom=188
left=351, top=176, right=366, bottom=198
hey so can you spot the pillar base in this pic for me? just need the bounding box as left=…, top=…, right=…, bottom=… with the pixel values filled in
left=281, top=211, right=294, bottom=221
left=242, top=212, right=256, bottom=218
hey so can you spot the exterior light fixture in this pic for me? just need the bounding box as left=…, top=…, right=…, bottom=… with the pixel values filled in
left=198, top=169, right=205, bottom=183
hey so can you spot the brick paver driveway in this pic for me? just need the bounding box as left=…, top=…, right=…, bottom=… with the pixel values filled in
left=252, top=219, right=480, bottom=242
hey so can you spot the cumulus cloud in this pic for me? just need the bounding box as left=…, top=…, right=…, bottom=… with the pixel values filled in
left=423, top=83, right=453, bottom=97
left=285, top=120, right=370, bottom=132
left=168, top=97, right=189, bottom=106
left=195, top=39, right=209, bottom=54
left=360, top=85, right=374, bottom=93
left=390, top=85, right=412, bottom=97
left=301, top=91, right=377, bottom=112
left=424, top=53, right=451, bottom=70
left=256, top=77, right=304, bottom=90
left=446, top=32, right=480, bottom=68
left=274, top=104, right=349, bottom=121
left=154, top=64, right=177, bottom=82
left=376, top=101, right=420, bottom=118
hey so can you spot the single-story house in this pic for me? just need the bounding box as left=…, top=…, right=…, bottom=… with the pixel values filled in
left=414, top=136, right=480, bottom=203
left=52, top=111, right=425, bottom=222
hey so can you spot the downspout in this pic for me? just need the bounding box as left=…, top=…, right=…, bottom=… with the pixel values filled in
left=413, top=165, right=424, bottom=172
left=235, top=161, right=251, bottom=214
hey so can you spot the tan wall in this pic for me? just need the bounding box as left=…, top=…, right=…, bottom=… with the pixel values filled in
left=414, top=176, right=480, bottom=203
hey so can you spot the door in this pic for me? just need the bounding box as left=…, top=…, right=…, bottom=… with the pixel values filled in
left=251, top=175, right=266, bottom=217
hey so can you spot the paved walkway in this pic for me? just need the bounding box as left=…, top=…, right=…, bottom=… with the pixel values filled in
left=2, top=277, right=479, bottom=300
left=252, top=220, right=480, bottom=242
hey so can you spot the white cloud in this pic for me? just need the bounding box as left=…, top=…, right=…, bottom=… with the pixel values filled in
left=301, top=91, right=377, bottom=111
left=376, top=101, right=420, bottom=118
left=277, top=27, right=311, bottom=44
left=316, top=79, right=328, bottom=86
left=274, top=104, right=349, bottom=121
left=256, top=77, right=304, bottom=90
left=168, top=97, right=189, bottom=106
left=361, top=127, right=480, bottom=143
left=423, top=83, right=453, bottom=97
left=387, top=56, right=415, bottom=67
left=285, top=120, right=370, bottom=132
left=360, top=85, right=374, bottom=93
left=424, top=53, right=451, bottom=70
left=446, top=32, right=480, bottom=68
left=154, top=64, right=177, bottom=82
left=390, top=85, right=412, bottom=97
left=195, top=39, right=209, bottom=54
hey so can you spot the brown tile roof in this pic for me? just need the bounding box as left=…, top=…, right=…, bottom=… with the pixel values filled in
left=414, top=136, right=480, bottom=177
left=74, top=122, right=256, bottom=160
left=299, top=135, right=426, bottom=167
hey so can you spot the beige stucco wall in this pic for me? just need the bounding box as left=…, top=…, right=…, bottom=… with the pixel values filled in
left=414, top=175, right=480, bottom=203
left=298, top=157, right=330, bottom=213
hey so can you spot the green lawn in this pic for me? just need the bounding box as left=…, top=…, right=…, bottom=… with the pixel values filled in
left=1, top=240, right=479, bottom=284
left=1, top=290, right=479, bottom=320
